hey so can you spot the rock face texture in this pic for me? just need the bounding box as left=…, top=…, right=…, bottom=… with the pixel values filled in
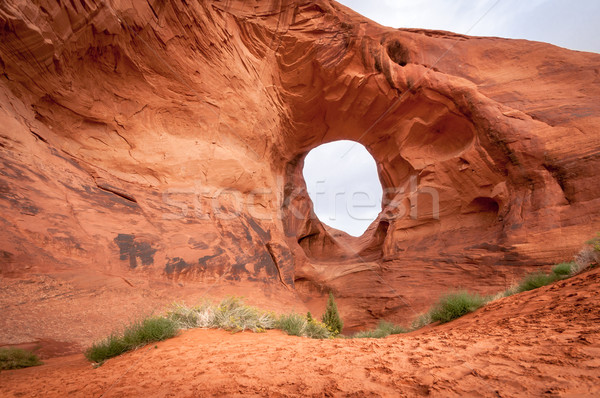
left=1, top=0, right=599, bottom=343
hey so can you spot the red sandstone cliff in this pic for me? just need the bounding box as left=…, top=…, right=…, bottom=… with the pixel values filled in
left=1, top=0, right=599, bottom=345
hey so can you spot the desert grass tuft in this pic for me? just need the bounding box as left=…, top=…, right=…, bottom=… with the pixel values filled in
left=212, top=297, right=276, bottom=332
left=0, top=348, right=43, bottom=370
left=168, top=298, right=329, bottom=338
left=166, top=302, right=213, bottom=329
left=516, top=272, right=559, bottom=293
left=411, top=312, right=433, bottom=330
left=85, top=316, right=178, bottom=363
left=551, top=262, right=574, bottom=277
left=428, top=291, right=487, bottom=323
left=303, top=319, right=331, bottom=339
left=352, top=320, right=407, bottom=339
left=168, top=297, right=276, bottom=333
left=277, top=313, right=306, bottom=337
left=277, top=313, right=331, bottom=339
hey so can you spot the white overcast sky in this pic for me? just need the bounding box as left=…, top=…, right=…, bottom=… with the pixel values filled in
left=337, top=0, right=600, bottom=53
left=303, top=1, right=599, bottom=237
left=303, top=141, right=383, bottom=237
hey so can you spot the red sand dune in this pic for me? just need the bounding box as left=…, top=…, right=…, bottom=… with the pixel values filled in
left=2, top=267, right=599, bottom=397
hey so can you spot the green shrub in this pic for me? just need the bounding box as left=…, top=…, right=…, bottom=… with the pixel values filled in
left=277, top=313, right=305, bottom=336
left=167, top=302, right=209, bottom=329
left=516, top=272, right=559, bottom=293
left=303, top=319, right=331, bottom=339
left=168, top=298, right=275, bottom=333
left=277, top=313, right=331, bottom=339
left=352, top=320, right=407, bottom=338
left=429, top=291, right=487, bottom=323
left=85, top=316, right=178, bottom=363
left=574, top=247, right=599, bottom=272
left=85, top=334, right=127, bottom=363
left=0, top=348, right=42, bottom=370
left=377, top=320, right=407, bottom=335
left=124, top=317, right=178, bottom=343
left=503, top=286, right=518, bottom=298
left=321, top=292, right=343, bottom=336
left=552, top=262, right=573, bottom=277
left=352, top=329, right=387, bottom=339
left=587, top=233, right=600, bottom=252
left=571, top=233, right=600, bottom=274
left=168, top=298, right=327, bottom=339
left=574, top=234, right=600, bottom=272
left=212, top=297, right=276, bottom=332
left=411, top=313, right=433, bottom=330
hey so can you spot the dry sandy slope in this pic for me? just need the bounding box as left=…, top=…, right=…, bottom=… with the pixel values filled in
left=2, top=268, right=600, bottom=397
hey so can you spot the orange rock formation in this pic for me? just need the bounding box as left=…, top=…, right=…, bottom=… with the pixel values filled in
left=1, top=0, right=599, bottom=346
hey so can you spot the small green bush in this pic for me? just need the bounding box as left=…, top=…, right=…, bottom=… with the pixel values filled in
left=552, top=262, right=573, bottom=277
left=277, top=313, right=305, bottom=337
left=0, top=348, right=42, bottom=370
left=167, top=302, right=208, bottom=329
left=86, top=334, right=127, bottom=363
left=303, top=319, right=331, bottom=339
left=127, top=317, right=178, bottom=343
left=429, top=291, right=486, bottom=323
left=168, top=298, right=275, bottom=333
left=516, top=272, right=559, bottom=293
left=212, top=297, right=276, bottom=332
left=168, top=298, right=328, bottom=339
left=352, top=329, right=386, bottom=339
left=411, top=313, right=433, bottom=330
left=587, top=233, right=600, bottom=252
left=322, top=292, right=343, bottom=336
left=85, top=316, right=178, bottom=363
left=377, top=320, right=407, bottom=335
left=277, top=313, right=331, bottom=339
left=352, top=320, right=407, bottom=339
left=574, top=233, right=600, bottom=272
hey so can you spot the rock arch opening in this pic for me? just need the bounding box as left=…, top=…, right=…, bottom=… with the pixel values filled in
left=302, top=140, right=383, bottom=237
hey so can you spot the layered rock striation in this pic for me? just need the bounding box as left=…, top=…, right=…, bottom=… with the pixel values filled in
left=1, top=0, right=599, bottom=341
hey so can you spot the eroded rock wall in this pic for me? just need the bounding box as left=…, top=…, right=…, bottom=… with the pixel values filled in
left=1, top=0, right=599, bottom=341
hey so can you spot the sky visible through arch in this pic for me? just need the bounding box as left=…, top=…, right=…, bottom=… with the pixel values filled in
left=303, top=141, right=383, bottom=237
left=304, top=0, right=598, bottom=237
